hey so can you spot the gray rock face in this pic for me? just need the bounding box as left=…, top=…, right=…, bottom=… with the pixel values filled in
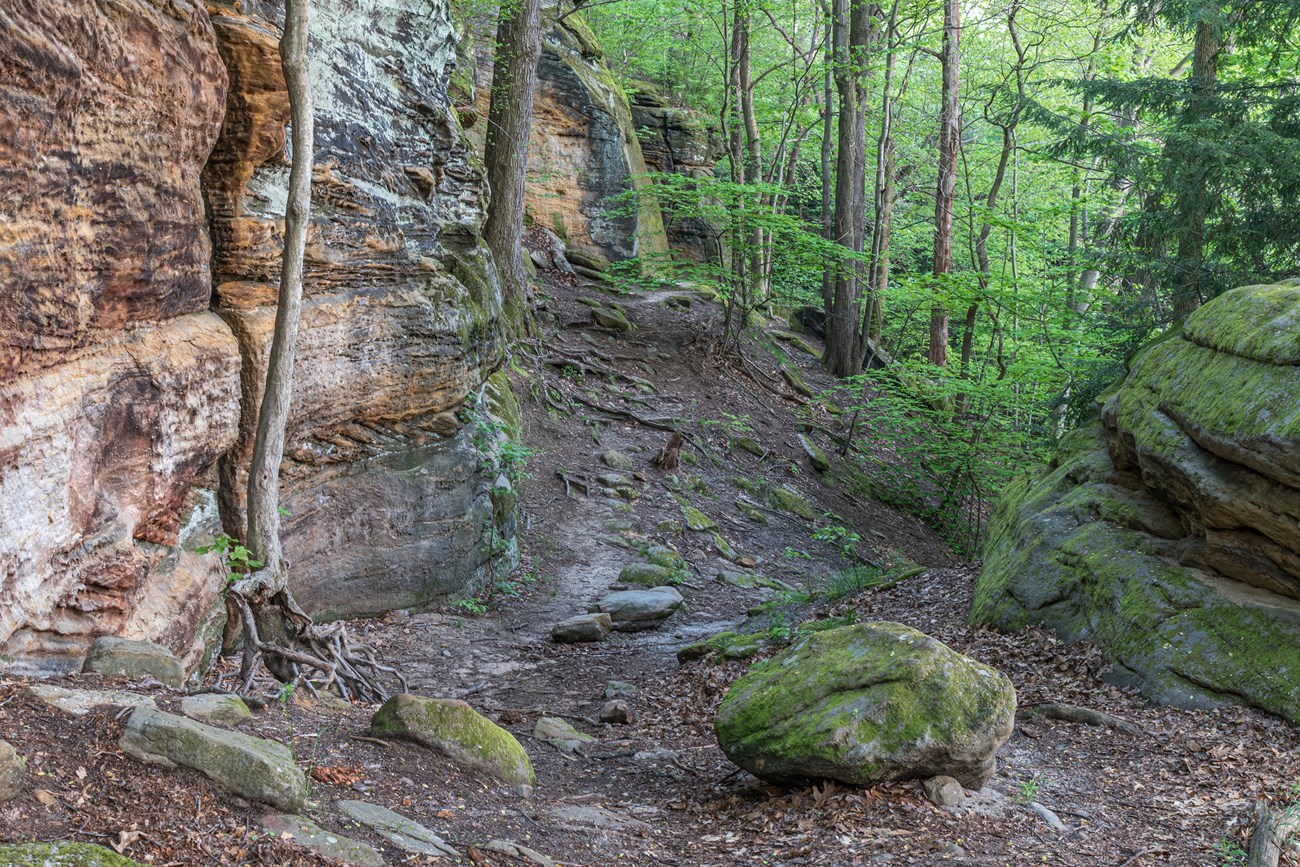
left=589, top=587, right=684, bottom=631
left=715, top=622, right=1016, bottom=789
left=0, top=740, right=24, bottom=802
left=120, top=707, right=307, bottom=811
left=83, top=637, right=184, bottom=687
left=24, top=684, right=157, bottom=717
left=338, top=800, right=459, bottom=858
left=551, top=613, right=613, bottom=643
left=371, top=694, right=535, bottom=794
left=180, top=693, right=252, bottom=727
left=260, top=813, right=384, bottom=867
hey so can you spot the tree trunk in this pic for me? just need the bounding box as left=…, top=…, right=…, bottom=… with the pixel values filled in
left=1171, top=13, right=1220, bottom=317
left=861, top=0, right=901, bottom=354
left=820, top=0, right=836, bottom=309
left=484, top=0, right=543, bottom=327
left=823, top=0, right=874, bottom=377
left=929, top=0, right=961, bottom=368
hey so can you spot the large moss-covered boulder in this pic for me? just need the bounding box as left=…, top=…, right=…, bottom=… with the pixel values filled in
left=714, top=622, right=1015, bottom=789
left=974, top=281, right=1300, bottom=722
left=371, top=694, right=535, bottom=794
left=0, top=843, right=145, bottom=866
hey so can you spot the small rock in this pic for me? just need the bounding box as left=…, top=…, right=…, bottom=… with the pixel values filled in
left=261, top=813, right=384, bottom=867
left=84, top=637, right=184, bottom=688
left=338, top=800, right=458, bottom=858
left=181, top=694, right=252, bottom=727
left=550, top=613, right=613, bottom=643
left=604, top=680, right=638, bottom=699
left=733, top=437, right=766, bottom=457
left=600, top=450, right=633, bottom=470
left=120, top=708, right=307, bottom=811
left=566, top=247, right=612, bottom=272
left=484, top=840, right=555, bottom=867
left=533, top=717, right=595, bottom=753
left=618, top=562, right=675, bottom=586
left=0, top=842, right=145, bottom=865
left=552, top=804, right=652, bottom=833
left=371, top=694, right=535, bottom=795
left=603, top=519, right=635, bottom=532
left=599, top=700, right=636, bottom=725
left=0, top=740, right=25, bottom=802
left=1028, top=800, right=1067, bottom=831
left=643, top=545, right=685, bottom=569
left=589, top=586, right=684, bottom=631
left=632, top=747, right=678, bottom=763
left=923, top=775, right=966, bottom=807
left=798, top=433, right=831, bottom=472
left=23, top=684, right=157, bottom=717
left=596, top=472, right=631, bottom=487
left=592, top=307, right=632, bottom=331
left=719, top=571, right=795, bottom=592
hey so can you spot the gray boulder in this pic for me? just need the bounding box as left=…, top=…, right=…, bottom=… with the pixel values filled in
left=715, top=622, right=1016, bottom=789
left=589, top=586, right=683, bottom=631
left=84, top=637, right=184, bottom=687
left=551, top=613, right=613, bottom=643
left=260, top=813, right=383, bottom=867
left=120, top=707, right=307, bottom=811
left=24, top=684, right=157, bottom=717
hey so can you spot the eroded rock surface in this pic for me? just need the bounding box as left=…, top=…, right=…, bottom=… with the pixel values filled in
left=975, top=280, right=1300, bottom=721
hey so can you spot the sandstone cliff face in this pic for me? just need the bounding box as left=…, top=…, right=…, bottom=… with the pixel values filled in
left=1, top=0, right=511, bottom=673
left=470, top=5, right=669, bottom=265
left=974, top=281, right=1300, bottom=721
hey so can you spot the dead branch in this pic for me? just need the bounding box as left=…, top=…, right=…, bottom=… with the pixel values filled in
left=1017, top=702, right=1144, bottom=737
left=1248, top=799, right=1299, bottom=867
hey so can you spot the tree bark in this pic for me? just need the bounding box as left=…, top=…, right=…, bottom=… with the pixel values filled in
left=929, top=0, right=961, bottom=368
left=484, top=0, right=544, bottom=326
left=1171, top=12, right=1220, bottom=317
left=820, top=0, right=835, bottom=309
left=823, top=0, right=875, bottom=377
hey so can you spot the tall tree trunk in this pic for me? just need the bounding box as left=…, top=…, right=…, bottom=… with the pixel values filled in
left=484, top=0, right=543, bottom=328
left=929, top=0, right=961, bottom=368
left=820, top=1, right=836, bottom=309
left=1171, top=13, right=1220, bottom=317
left=823, top=0, right=874, bottom=377
left=862, top=0, right=901, bottom=355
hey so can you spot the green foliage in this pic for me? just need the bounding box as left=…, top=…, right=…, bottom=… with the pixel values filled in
left=194, top=534, right=263, bottom=589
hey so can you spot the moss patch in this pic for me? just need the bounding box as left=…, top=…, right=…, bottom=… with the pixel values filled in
left=0, top=843, right=145, bottom=866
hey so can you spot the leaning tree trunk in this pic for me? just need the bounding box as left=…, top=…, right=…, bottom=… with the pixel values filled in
left=929, top=0, right=961, bottom=368
left=484, top=0, right=543, bottom=329
left=241, top=0, right=315, bottom=655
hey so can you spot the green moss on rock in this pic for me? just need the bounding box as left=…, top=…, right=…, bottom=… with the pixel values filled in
left=0, top=843, right=145, bottom=866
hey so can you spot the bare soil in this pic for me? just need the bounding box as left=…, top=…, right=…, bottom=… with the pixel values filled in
left=1, top=273, right=1296, bottom=866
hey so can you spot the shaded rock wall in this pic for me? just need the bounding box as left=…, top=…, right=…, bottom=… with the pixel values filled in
left=469, top=4, right=669, bottom=265
left=974, top=281, right=1300, bottom=721
left=0, top=0, right=236, bottom=672
left=1, top=0, right=511, bottom=672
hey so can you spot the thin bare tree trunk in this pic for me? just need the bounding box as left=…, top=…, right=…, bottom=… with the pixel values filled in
left=820, top=0, right=835, bottom=309
left=484, top=0, right=543, bottom=327
left=246, top=0, right=313, bottom=591
left=929, top=0, right=961, bottom=368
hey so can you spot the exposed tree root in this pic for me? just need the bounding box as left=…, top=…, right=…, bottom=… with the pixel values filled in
left=1018, top=702, right=1144, bottom=737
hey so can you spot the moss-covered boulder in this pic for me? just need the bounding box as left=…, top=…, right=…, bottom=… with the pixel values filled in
left=371, top=694, right=535, bottom=794
left=0, top=843, right=145, bottom=866
left=120, top=708, right=307, bottom=811
left=714, top=622, right=1015, bottom=789
left=974, top=281, right=1300, bottom=722
left=83, top=637, right=184, bottom=688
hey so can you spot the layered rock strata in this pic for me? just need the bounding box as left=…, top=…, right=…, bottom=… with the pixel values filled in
left=974, top=281, right=1300, bottom=721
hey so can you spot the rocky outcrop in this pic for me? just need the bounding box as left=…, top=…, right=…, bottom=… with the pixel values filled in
left=468, top=4, right=669, bottom=266
left=1, top=0, right=513, bottom=672
left=1, top=0, right=238, bottom=674
left=974, top=280, right=1300, bottom=721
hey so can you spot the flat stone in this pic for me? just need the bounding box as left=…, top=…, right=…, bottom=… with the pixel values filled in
left=923, top=775, right=966, bottom=807
left=0, top=739, right=25, bottom=802
left=24, top=684, right=157, bottom=717
left=596, top=472, right=631, bottom=487
left=588, top=586, right=683, bottom=631
left=84, top=637, right=184, bottom=688
left=592, top=307, right=631, bottom=331
left=120, top=707, right=307, bottom=811
left=0, top=842, right=145, bottom=865
left=338, top=799, right=458, bottom=858
left=551, top=613, right=613, bottom=643
left=261, top=813, right=384, bottom=866
left=599, top=700, right=636, bottom=725
left=600, top=450, right=633, bottom=470
left=484, top=840, right=555, bottom=867
left=644, top=545, right=685, bottom=569
left=604, top=680, right=638, bottom=699
left=181, top=693, right=252, bottom=727
left=533, top=716, right=595, bottom=753
left=552, top=804, right=653, bottom=833
left=371, top=694, right=535, bottom=795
